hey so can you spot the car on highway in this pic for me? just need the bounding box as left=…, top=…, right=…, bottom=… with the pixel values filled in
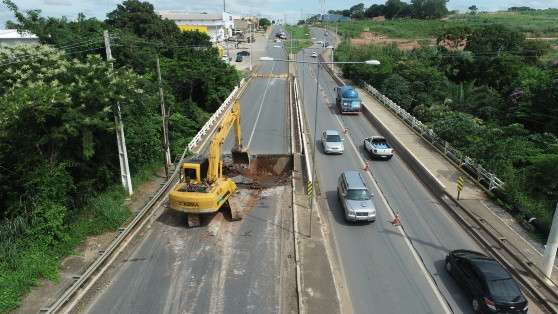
left=445, top=250, right=528, bottom=313
left=322, top=130, right=344, bottom=154
left=363, top=136, right=393, bottom=159
left=237, top=50, right=250, bottom=56
left=337, top=171, right=376, bottom=222
left=311, top=51, right=318, bottom=58
left=236, top=55, right=242, bottom=62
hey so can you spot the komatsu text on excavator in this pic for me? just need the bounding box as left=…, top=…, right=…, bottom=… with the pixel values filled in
left=169, top=100, right=250, bottom=227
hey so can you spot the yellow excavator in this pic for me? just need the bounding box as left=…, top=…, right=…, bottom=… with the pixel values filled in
left=169, top=100, right=250, bottom=227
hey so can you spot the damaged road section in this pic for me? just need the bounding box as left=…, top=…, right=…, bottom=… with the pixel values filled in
left=79, top=155, right=298, bottom=314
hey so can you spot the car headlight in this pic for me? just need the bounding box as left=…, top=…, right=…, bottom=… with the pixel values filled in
left=348, top=210, right=355, bottom=215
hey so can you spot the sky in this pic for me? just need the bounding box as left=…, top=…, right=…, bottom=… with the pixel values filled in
left=1, top=0, right=557, bottom=27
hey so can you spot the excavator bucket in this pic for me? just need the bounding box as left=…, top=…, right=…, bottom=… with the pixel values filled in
left=231, top=147, right=251, bottom=165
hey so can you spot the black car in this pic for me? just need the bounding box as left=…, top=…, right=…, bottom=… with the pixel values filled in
left=446, top=250, right=528, bottom=313
left=235, top=55, right=242, bottom=62
left=237, top=50, right=250, bottom=56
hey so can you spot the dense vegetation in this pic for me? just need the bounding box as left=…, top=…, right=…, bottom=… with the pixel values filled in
left=0, top=0, right=240, bottom=311
left=330, top=10, right=558, bottom=233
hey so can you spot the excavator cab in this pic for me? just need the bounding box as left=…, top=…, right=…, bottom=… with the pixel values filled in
left=182, top=157, right=209, bottom=183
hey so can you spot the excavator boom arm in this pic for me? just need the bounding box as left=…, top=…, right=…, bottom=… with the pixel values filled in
left=207, top=100, right=245, bottom=182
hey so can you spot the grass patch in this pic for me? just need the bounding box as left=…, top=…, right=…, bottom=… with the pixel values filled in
left=283, top=25, right=322, bottom=54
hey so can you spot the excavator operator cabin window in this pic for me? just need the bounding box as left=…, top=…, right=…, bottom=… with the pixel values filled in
left=184, top=168, right=197, bottom=180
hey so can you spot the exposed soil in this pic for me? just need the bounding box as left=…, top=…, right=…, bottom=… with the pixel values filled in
left=350, top=32, right=434, bottom=50
left=224, top=155, right=292, bottom=189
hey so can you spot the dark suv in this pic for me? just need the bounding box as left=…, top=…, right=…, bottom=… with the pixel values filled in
left=445, top=250, right=528, bottom=313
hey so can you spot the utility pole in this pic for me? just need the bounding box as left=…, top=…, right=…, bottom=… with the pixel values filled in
left=157, top=57, right=172, bottom=178
left=104, top=30, right=133, bottom=196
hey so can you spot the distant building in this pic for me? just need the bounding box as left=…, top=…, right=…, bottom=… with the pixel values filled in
left=159, top=11, right=233, bottom=43
left=319, top=14, right=351, bottom=23
left=0, top=29, right=39, bottom=46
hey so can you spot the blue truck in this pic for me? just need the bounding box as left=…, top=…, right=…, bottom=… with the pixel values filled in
left=334, top=85, right=362, bottom=114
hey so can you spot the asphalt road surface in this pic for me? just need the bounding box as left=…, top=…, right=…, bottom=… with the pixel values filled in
left=295, top=27, right=484, bottom=313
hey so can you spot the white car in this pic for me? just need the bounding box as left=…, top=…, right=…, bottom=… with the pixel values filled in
left=322, top=130, right=344, bottom=154
left=311, top=52, right=318, bottom=58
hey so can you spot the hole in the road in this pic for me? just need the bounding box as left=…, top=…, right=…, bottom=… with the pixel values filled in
left=223, top=154, right=293, bottom=188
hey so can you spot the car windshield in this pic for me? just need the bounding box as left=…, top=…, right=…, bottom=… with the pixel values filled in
left=487, top=278, right=522, bottom=300
left=346, top=189, right=370, bottom=200
left=326, top=135, right=341, bottom=142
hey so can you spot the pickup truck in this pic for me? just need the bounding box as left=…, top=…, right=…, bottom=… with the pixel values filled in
left=364, top=136, right=393, bottom=159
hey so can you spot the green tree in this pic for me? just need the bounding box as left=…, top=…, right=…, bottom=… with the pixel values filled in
left=521, top=39, right=551, bottom=64
left=0, top=44, right=149, bottom=216
left=384, top=0, right=412, bottom=19
left=381, top=74, right=413, bottom=110
left=472, top=54, right=524, bottom=93
left=259, top=18, right=271, bottom=28
left=465, top=24, right=526, bottom=55
left=411, top=0, right=449, bottom=19
left=468, top=5, right=478, bottom=14
left=436, top=25, right=471, bottom=50
left=349, top=3, right=366, bottom=19
left=395, top=58, right=448, bottom=109
left=508, top=66, right=553, bottom=133
left=467, top=85, right=506, bottom=123
left=105, top=0, right=181, bottom=41
left=365, top=4, right=385, bottom=18
left=431, top=114, right=482, bottom=150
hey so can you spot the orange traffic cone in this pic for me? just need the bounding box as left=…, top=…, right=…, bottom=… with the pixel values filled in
left=393, top=212, right=401, bottom=226
left=364, top=161, right=369, bottom=171
left=344, top=127, right=348, bottom=133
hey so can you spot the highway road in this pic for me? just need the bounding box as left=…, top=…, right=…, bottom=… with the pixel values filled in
left=296, top=28, right=484, bottom=313
left=81, top=25, right=295, bottom=314
left=223, top=27, right=290, bottom=154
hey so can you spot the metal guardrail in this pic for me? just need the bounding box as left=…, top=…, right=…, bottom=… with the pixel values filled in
left=363, top=83, right=504, bottom=191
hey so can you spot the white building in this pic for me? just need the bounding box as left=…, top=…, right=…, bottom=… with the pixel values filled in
left=0, top=29, right=39, bottom=46
left=158, top=11, right=233, bottom=43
